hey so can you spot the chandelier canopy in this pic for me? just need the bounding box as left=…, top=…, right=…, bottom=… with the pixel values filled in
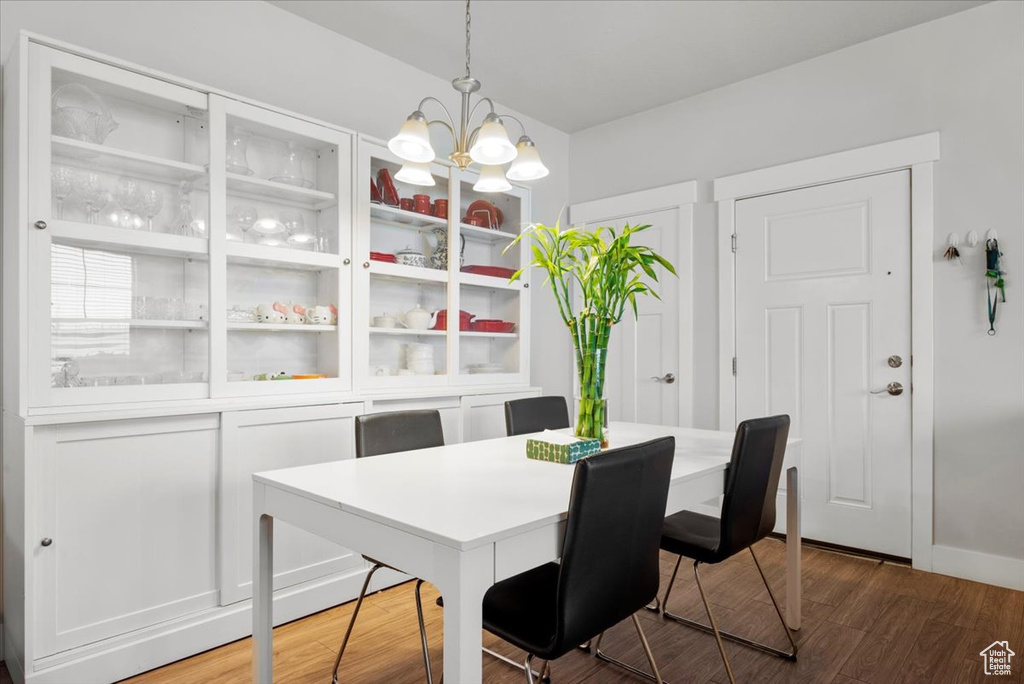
left=388, top=0, right=549, bottom=192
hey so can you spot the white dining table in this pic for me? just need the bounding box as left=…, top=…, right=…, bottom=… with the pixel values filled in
left=251, top=421, right=802, bottom=683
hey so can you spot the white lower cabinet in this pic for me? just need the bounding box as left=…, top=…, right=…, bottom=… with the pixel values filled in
left=33, top=415, right=220, bottom=658
left=366, top=395, right=465, bottom=444
left=219, top=403, right=365, bottom=604
left=460, top=390, right=542, bottom=442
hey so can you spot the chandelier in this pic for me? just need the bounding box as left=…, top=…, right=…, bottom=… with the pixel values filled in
left=387, top=0, right=549, bottom=192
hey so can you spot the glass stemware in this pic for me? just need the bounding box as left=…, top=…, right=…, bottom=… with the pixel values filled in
left=51, top=166, right=74, bottom=219
left=226, top=127, right=253, bottom=176
left=270, top=142, right=313, bottom=188
left=139, top=187, right=164, bottom=232
left=232, top=205, right=259, bottom=243
left=75, top=171, right=103, bottom=224
left=282, top=211, right=315, bottom=249
left=114, top=177, right=142, bottom=229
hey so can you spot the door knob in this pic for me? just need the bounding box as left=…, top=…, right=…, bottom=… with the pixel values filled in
left=651, top=373, right=675, bottom=384
left=871, top=381, right=903, bottom=396
left=41, top=538, right=53, bottom=547
left=887, top=355, right=903, bottom=368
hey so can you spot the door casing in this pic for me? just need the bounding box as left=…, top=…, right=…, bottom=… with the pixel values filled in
left=714, top=133, right=938, bottom=571
left=569, top=181, right=697, bottom=428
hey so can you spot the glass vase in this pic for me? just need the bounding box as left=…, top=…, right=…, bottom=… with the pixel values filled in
left=574, top=316, right=612, bottom=448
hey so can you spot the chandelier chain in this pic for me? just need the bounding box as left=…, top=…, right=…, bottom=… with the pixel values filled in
left=465, top=0, right=472, bottom=77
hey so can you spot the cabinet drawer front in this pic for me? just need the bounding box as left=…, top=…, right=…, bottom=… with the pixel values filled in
left=34, top=416, right=220, bottom=657
left=220, top=403, right=364, bottom=604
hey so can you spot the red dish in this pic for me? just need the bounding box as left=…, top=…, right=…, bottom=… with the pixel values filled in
left=376, top=168, right=400, bottom=207
left=370, top=252, right=397, bottom=263
left=471, top=319, right=516, bottom=334
left=432, top=309, right=475, bottom=331
left=466, top=200, right=504, bottom=228
left=461, top=265, right=517, bottom=279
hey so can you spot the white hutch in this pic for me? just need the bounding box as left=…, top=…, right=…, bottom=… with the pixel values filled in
left=2, top=33, right=538, bottom=683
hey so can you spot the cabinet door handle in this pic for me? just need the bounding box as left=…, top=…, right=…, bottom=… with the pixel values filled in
left=41, top=538, right=53, bottom=547
left=343, top=258, right=351, bottom=265
left=362, top=262, right=370, bottom=269
left=34, top=220, right=47, bottom=230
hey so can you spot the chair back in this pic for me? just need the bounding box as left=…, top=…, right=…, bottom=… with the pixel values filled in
left=553, top=436, right=675, bottom=652
left=718, top=415, right=790, bottom=558
left=504, top=396, right=570, bottom=436
left=355, top=410, right=445, bottom=458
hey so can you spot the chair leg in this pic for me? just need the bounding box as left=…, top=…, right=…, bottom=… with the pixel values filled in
left=414, top=579, right=434, bottom=684
left=662, top=554, right=797, bottom=662
left=660, top=554, right=683, bottom=614
left=692, top=561, right=736, bottom=684
left=750, top=546, right=798, bottom=658
left=594, top=612, right=670, bottom=684
left=484, top=647, right=550, bottom=683
left=524, top=653, right=536, bottom=684
left=331, top=563, right=382, bottom=684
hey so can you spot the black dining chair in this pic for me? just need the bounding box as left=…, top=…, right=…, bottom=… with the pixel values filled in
left=504, top=395, right=570, bottom=436
left=331, top=409, right=445, bottom=684
left=481, top=436, right=676, bottom=683
left=656, top=415, right=797, bottom=684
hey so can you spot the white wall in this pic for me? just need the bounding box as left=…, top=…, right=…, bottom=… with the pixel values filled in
left=0, top=0, right=574, bottom=401
left=570, top=0, right=1024, bottom=562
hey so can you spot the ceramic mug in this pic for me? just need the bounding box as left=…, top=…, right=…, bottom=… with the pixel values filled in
left=374, top=314, right=397, bottom=328
left=432, top=199, right=448, bottom=219
left=257, top=301, right=287, bottom=324
left=400, top=198, right=414, bottom=212
left=305, top=305, right=331, bottom=324
left=413, top=194, right=431, bottom=215
left=329, top=304, right=338, bottom=324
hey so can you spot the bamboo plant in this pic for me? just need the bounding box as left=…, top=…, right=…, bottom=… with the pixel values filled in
left=506, top=222, right=677, bottom=445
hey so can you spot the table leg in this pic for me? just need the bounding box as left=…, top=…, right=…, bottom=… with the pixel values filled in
left=253, top=484, right=274, bottom=683
left=439, top=545, right=494, bottom=684
left=785, top=466, right=801, bottom=631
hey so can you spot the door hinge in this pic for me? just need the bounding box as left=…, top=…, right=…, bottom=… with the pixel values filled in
left=732, top=357, right=737, bottom=376
left=731, top=234, right=737, bottom=253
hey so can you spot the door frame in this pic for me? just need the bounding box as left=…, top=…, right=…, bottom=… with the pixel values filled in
left=714, top=133, right=938, bottom=571
left=569, top=181, right=697, bottom=427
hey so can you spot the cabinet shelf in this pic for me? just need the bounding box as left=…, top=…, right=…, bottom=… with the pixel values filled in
left=226, top=242, right=341, bottom=270
left=459, top=272, right=523, bottom=290
left=49, top=220, right=210, bottom=258
left=52, top=318, right=207, bottom=329
left=460, top=223, right=519, bottom=242
left=460, top=331, right=518, bottom=339
left=52, top=136, right=206, bottom=183
left=369, top=327, right=445, bottom=336
left=227, top=322, right=337, bottom=332
left=367, top=261, right=448, bottom=283
left=224, top=172, right=336, bottom=209
left=371, top=203, right=447, bottom=228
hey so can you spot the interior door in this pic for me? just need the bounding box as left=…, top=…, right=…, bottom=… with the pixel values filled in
left=735, top=170, right=912, bottom=557
left=573, top=209, right=680, bottom=426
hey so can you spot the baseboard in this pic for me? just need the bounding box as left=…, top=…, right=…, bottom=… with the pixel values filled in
left=931, top=544, right=1024, bottom=591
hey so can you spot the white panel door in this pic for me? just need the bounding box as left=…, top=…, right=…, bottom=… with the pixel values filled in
left=735, top=170, right=912, bottom=557
left=576, top=209, right=680, bottom=426
left=460, top=390, right=542, bottom=442
left=34, top=416, right=220, bottom=656
left=219, top=403, right=365, bottom=604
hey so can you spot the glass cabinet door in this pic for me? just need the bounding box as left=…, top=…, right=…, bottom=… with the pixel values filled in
left=28, top=44, right=211, bottom=406
left=356, top=142, right=452, bottom=387
left=453, top=171, right=530, bottom=384
left=209, top=96, right=352, bottom=396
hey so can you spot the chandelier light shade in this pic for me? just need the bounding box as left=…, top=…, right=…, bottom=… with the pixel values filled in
left=506, top=136, right=549, bottom=181
left=469, top=113, right=517, bottom=165
left=473, top=165, right=512, bottom=193
left=387, top=0, right=547, bottom=192
left=395, top=161, right=436, bottom=186
left=387, top=112, right=435, bottom=163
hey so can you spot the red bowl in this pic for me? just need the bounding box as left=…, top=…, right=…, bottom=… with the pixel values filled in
left=471, top=319, right=515, bottom=333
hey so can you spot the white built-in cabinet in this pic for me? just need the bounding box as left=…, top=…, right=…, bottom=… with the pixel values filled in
left=2, top=34, right=542, bottom=684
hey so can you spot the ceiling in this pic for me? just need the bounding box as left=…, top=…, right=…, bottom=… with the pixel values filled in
left=269, top=0, right=987, bottom=133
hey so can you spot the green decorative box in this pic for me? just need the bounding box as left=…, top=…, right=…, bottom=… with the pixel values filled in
left=526, top=436, right=602, bottom=464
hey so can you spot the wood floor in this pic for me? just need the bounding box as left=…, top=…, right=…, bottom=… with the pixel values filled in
left=3, top=539, right=1020, bottom=683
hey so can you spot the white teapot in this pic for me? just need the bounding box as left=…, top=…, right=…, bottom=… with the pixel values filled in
left=401, top=303, right=435, bottom=330
left=257, top=301, right=287, bottom=324
left=286, top=303, right=305, bottom=325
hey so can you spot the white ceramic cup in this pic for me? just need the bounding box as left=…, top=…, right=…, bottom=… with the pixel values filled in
left=374, top=315, right=397, bottom=328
